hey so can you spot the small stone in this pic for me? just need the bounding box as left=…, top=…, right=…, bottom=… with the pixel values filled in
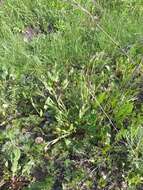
left=35, top=137, right=44, bottom=144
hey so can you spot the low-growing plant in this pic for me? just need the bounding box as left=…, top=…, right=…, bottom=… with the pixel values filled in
left=0, top=0, right=143, bottom=190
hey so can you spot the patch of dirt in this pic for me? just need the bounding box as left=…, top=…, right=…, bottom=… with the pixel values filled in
left=22, top=23, right=58, bottom=42
left=22, top=26, right=40, bottom=42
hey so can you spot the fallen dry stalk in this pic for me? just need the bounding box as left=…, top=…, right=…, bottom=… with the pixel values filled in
left=44, top=132, right=71, bottom=152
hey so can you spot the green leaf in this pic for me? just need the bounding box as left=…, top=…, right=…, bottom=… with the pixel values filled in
left=116, top=102, right=133, bottom=120
left=11, top=147, right=21, bottom=175
left=94, top=92, right=107, bottom=108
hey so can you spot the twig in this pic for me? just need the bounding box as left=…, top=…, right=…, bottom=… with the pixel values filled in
left=0, top=179, right=6, bottom=188
left=44, top=132, right=71, bottom=152
left=91, top=92, right=118, bottom=132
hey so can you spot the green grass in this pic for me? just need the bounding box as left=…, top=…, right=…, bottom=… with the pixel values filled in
left=0, top=0, right=143, bottom=189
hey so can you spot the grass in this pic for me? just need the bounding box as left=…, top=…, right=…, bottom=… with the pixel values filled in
left=0, top=0, right=143, bottom=189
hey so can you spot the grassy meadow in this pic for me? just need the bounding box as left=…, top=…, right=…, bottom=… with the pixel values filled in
left=0, top=0, right=143, bottom=189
